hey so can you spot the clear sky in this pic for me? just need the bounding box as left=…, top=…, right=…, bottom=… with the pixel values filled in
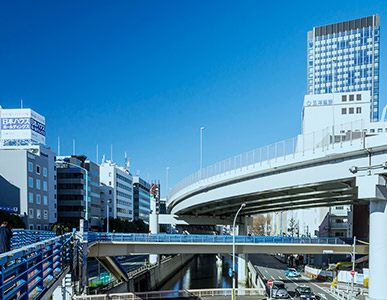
left=0, top=1, right=386, bottom=197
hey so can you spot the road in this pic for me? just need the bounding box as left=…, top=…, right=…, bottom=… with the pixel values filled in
left=249, top=254, right=336, bottom=300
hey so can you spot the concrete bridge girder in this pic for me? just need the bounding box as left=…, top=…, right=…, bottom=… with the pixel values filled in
left=88, top=242, right=368, bottom=257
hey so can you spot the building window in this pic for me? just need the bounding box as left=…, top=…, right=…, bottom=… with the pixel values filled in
left=54, top=213, right=57, bottom=218
left=36, top=165, right=40, bottom=175
left=44, top=196, right=48, bottom=205
left=342, top=95, right=347, bottom=102
left=29, top=208, right=34, bottom=219
left=356, top=94, right=361, bottom=101
left=29, top=177, right=34, bottom=188
left=29, top=193, right=34, bottom=203
left=43, top=210, right=48, bottom=220
left=36, top=179, right=41, bottom=190
left=29, top=225, right=34, bottom=230
left=349, top=94, right=354, bottom=101
left=28, top=162, right=33, bottom=172
left=43, top=181, right=47, bottom=191
left=44, top=225, right=48, bottom=230
left=356, top=107, right=362, bottom=114
left=37, top=225, right=41, bottom=230
left=36, top=194, right=41, bottom=204
left=43, top=168, right=47, bottom=177
left=109, top=190, right=112, bottom=194
left=349, top=107, right=354, bottom=114
left=36, top=209, right=41, bottom=219
left=341, top=108, right=347, bottom=114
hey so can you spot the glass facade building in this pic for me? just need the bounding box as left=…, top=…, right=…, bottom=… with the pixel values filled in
left=133, top=176, right=151, bottom=224
left=307, top=15, right=380, bottom=120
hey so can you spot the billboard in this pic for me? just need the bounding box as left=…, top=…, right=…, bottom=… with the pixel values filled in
left=0, top=109, right=45, bottom=144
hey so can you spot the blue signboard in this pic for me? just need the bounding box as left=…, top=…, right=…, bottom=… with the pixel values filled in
left=0, top=206, right=18, bottom=213
left=229, top=267, right=233, bottom=277
left=1, top=117, right=45, bottom=136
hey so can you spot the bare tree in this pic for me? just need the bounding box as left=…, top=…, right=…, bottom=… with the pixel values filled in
left=250, top=215, right=267, bottom=236
left=288, top=217, right=299, bottom=237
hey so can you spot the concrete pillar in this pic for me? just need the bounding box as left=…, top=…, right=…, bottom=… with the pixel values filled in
left=236, top=217, right=250, bottom=287
left=53, top=274, right=72, bottom=300
left=238, top=254, right=247, bottom=288
left=357, top=175, right=387, bottom=300
left=149, top=195, right=159, bottom=264
left=369, top=200, right=387, bottom=300
left=216, top=255, right=223, bottom=287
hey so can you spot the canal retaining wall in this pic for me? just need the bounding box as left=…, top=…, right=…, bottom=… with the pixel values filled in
left=99, top=254, right=195, bottom=293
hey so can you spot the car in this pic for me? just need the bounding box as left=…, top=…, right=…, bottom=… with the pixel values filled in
left=269, top=281, right=290, bottom=299
left=286, top=267, right=299, bottom=277
left=295, top=286, right=320, bottom=300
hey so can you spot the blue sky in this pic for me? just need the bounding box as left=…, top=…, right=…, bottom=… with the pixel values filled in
left=0, top=1, right=386, bottom=196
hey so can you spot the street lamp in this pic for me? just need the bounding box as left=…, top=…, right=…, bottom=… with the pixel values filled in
left=200, top=127, right=205, bottom=178
left=232, top=203, right=246, bottom=300
left=331, top=58, right=337, bottom=141
left=56, top=160, right=89, bottom=232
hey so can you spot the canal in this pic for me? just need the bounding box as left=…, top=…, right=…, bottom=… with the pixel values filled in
left=159, top=255, right=246, bottom=290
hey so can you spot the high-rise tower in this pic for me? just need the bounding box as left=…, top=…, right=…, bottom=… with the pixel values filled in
left=307, top=15, right=380, bottom=120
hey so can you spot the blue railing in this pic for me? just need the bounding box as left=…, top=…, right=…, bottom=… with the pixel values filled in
left=89, top=233, right=354, bottom=245
left=11, top=230, right=56, bottom=250
left=0, top=233, right=74, bottom=300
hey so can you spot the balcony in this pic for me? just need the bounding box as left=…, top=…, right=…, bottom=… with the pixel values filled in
left=330, top=222, right=348, bottom=229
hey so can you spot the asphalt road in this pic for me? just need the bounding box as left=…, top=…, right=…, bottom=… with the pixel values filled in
left=249, top=254, right=336, bottom=300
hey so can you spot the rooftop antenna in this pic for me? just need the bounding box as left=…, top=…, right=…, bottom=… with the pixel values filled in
left=96, top=144, right=99, bottom=164
left=73, top=139, right=76, bottom=155
left=58, top=136, right=60, bottom=156
left=21, top=99, right=23, bottom=109
left=111, top=144, right=113, bottom=162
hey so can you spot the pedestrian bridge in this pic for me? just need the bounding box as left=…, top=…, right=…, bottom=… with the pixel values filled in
left=88, top=233, right=368, bottom=256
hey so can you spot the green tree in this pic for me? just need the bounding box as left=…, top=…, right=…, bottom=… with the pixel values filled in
left=0, top=210, right=25, bottom=229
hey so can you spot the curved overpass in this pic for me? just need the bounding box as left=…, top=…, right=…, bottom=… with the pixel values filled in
left=167, top=133, right=387, bottom=218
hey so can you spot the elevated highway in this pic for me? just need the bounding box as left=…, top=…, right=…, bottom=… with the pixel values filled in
left=167, top=133, right=387, bottom=218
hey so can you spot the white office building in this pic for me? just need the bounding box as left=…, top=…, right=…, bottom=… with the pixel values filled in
left=100, top=160, right=133, bottom=221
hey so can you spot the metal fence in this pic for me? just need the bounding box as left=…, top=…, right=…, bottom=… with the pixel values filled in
left=0, top=233, right=74, bottom=300
left=11, top=229, right=56, bottom=250
left=74, top=288, right=266, bottom=299
left=91, top=232, right=353, bottom=245
left=167, top=120, right=366, bottom=202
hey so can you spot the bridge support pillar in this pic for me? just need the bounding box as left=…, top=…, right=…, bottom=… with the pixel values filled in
left=53, top=274, right=72, bottom=300
left=357, top=175, right=387, bottom=300
left=237, top=218, right=249, bottom=287
left=149, top=208, right=159, bottom=264
left=237, top=254, right=247, bottom=287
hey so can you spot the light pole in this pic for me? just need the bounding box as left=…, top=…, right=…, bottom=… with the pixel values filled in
left=56, top=160, right=89, bottom=232
left=232, top=203, right=246, bottom=300
left=331, top=58, right=337, bottom=140
left=166, top=167, right=170, bottom=196
left=200, top=127, right=205, bottom=178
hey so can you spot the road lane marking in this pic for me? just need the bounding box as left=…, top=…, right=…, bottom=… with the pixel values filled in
left=278, top=276, right=283, bottom=279
left=288, top=277, right=299, bottom=286
left=319, top=293, right=327, bottom=299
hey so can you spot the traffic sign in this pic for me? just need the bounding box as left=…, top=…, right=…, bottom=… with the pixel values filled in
left=350, top=270, right=355, bottom=276
left=268, top=280, right=273, bottom=286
